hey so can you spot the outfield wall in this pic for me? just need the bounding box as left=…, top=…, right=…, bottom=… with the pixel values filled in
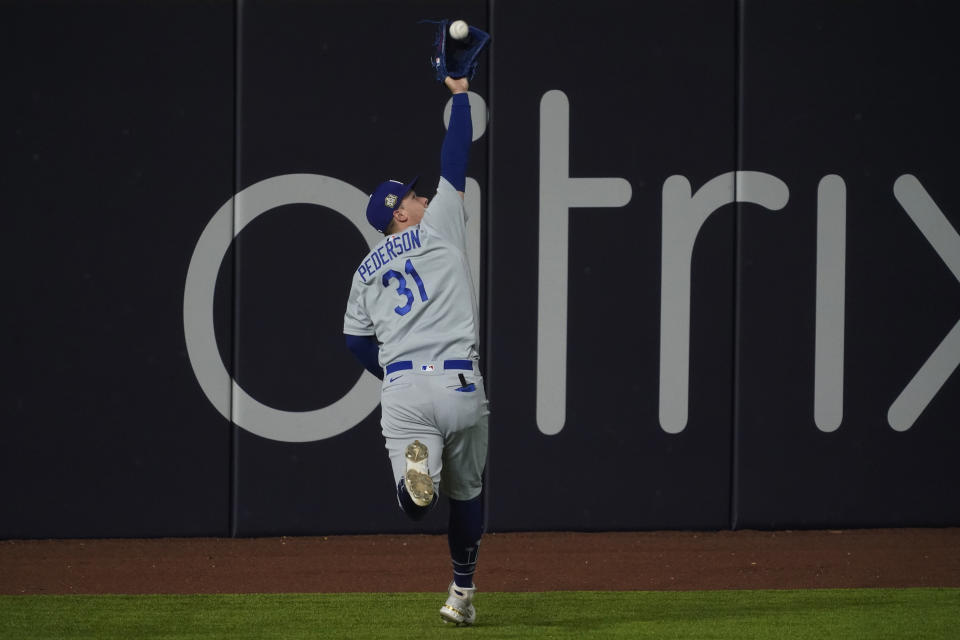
left=3, top=0, right=958, bottom=538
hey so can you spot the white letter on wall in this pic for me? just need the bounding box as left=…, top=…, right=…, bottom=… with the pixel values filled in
left=659, top=171, right=789, bottom=434
left=814, top=175, right=847, bottom=432
left=888, top=174, right=960, bottom=431
left=537, top=90, right=632, bottom=435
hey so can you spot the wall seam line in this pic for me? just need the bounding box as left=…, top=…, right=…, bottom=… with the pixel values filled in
left=484, top=0, right=495, bottom=533
left=229, top=0, right=242, bottom=539
left=730, top=0, right=745, bottom=532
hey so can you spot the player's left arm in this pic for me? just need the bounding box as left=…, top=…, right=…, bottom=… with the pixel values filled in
left=343, top=279, right=382, bottom=379
left=440, top=76, right=471, bottom=200
left=344, top=333, right=383, bottom=379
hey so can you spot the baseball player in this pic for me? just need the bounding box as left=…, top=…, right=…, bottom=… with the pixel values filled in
left=343, top=75, right=488, bottom=626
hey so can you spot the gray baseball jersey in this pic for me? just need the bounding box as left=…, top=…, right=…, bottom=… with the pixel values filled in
left=343, top=177, right=480, bottom=365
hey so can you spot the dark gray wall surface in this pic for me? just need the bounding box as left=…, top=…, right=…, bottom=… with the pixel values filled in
left=734, top=0, right=960, bottom=528
left=2, top=0, right=956, bottom=539
left=486, top=0, right=738, bottom=531
left=1, top=1, right=234, bottom=538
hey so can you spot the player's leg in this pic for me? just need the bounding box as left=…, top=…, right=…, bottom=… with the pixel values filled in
left=385, top=434, right=444, bottom=519
left=440, top=417, right=488, bottom=586
left=448, top=493, right=483, bottom=585
left=434, top=373, right=489, bottom=580
left=437, top=413, right=487, bottom=626
left=398, top=437, right=441, bottom=518
left=434, top=372, right=488, bottom=626
left=383, top=431, right=444, bottom=520
left=433, top=371, right=489, bottom=625
left=381, top=377, right=444, bottom=520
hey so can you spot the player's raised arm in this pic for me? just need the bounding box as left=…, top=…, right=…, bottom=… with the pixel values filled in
left=440, top=76, right=471, bottom=200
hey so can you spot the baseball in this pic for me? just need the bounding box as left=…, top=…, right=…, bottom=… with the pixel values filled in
left=449, top=20, right=469, bottom=41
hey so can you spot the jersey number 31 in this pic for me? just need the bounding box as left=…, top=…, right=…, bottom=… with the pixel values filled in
left=382, top=259, right=428, bottom=316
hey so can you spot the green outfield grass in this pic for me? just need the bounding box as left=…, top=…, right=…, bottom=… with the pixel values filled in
left=1, top=588, right=955, bottom=640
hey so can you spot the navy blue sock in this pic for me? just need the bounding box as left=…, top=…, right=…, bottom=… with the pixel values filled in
left=396, top=478, right=436, bottom=521
left=448, top=494, right=484, bottom=588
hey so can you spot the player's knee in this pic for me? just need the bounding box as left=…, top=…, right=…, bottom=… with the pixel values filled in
left=397, top=478, right=438, bottom=521
left=444, top=479, right=483, bottom=502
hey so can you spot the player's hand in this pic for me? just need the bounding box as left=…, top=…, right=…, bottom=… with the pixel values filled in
left=444, top=76, right=469, bottom=95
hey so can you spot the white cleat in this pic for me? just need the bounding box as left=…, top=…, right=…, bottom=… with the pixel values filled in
left=439, top=582, right=477, bottom=626
left=404, top=440, right=434, bottom=507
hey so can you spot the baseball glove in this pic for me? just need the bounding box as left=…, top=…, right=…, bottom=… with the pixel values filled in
left=423, top=19, right=491, bottom=81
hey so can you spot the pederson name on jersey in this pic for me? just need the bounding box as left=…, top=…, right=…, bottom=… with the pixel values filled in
left=357, top=228, right=422, bottom=283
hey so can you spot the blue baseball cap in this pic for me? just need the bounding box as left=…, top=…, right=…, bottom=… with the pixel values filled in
left=366, top=176, right=419, bottom=233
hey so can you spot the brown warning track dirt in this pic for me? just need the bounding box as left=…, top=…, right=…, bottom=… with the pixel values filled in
left=1, top=528, right=958, bottom=595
